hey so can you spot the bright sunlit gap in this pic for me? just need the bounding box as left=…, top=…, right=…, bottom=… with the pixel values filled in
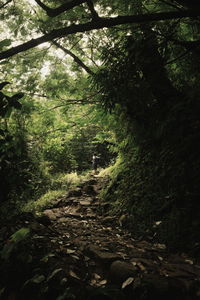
left=28, top=0, right=38, bottom=6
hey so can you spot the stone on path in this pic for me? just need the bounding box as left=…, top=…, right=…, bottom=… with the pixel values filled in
left=85, top=245, right=121, bottom=264
left=109, top=260, right=137, bottom=284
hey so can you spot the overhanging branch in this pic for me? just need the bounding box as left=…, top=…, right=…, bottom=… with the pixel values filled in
left=52, top=40, right=94, bottom=75
left=0, top=0, right=12, bottom=10
left=172, top=39, right=200, bottom=55
left=173, top=39, right=200, bottom=48
left=158, top=0, right=182, bottom=10
left=1, top=9, right=200, bottom=60
left=34, top=0, right=87, bottom=17
left=40, top=101, right=99, bottom=113
left=22, top=89, right=102, bottom=105
left=86, top=0, right=99, bottom=20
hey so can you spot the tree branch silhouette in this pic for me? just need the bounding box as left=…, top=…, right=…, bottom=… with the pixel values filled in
left=0, top=9, right=200, bottom=60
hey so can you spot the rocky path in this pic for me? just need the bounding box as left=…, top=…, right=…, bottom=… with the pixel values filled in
left=0, top=175, right=200, bottom=300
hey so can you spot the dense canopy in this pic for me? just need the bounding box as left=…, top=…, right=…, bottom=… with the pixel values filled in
left=0, top=0, right=200, bottom=258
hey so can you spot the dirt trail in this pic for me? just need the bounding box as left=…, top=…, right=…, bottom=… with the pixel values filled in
left=0, top=175, right=200, bottom=300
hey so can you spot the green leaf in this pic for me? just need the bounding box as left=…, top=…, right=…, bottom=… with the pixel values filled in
left=0, top=61, right=9, bottom=65
left=0, top=243, right=15, bottom=260
left=2, top=106, right=11, bottom=118
left=10, top=227, right=30, bottom=243
left=0, top=39, right=12, bottom=49
left=40, top=253, right=55, bottom=262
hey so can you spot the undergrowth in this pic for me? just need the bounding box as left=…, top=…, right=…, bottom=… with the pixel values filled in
left=22, top=189, right=66, bottom=213
left=22, top=172, right=87, bottom=213
left=100, top=151, right=200, bottom=253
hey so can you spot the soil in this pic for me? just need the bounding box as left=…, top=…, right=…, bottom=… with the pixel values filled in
left=0, top=174, right=200, bottom=300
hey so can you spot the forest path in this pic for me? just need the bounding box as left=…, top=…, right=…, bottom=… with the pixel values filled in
left=1, top=174, right=200, bottom=300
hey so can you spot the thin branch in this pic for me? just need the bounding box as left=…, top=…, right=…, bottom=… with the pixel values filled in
left=41, top=126, right=77, bottom=135
left=173, top=0, right=200, bottom=8
left=39, top=101, right=99, bottom=113
left=83, top=50, right=100, bottom=68
left=59, top=89, right=103, bottom=102
left=69, top=38, right=83, bottom=50
left=165, top=48, right=191, bottom=65
left=21, top=89, right=102, bottom=104
left=158, top=0, right=183, bottom=10
left=1, top=9, right=200, bottom=60
left=86, top=0, right=99, bottom=20
left=34, top=0, right=87, bottom=17
left=52, top=39, right=94, bottom=75
left=0, top=0, right=12, bottom=10
left=30, top=126, right=77, bottom=141
left=173, top=39, right=200, bottom=48
left=172, top=38, right=200, bottom=55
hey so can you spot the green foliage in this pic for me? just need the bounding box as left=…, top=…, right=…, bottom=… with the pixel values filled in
left=0, top=227, right=30, bottom=261
left=92, top=2, right=200, bottom=251
left=0, top=39, right=11, bottom=49
left=10, top=227, right=30, bottom=243
left=22, top=189, right=65, bottom=212
left=22, top=172, right=87, bottom=212
left=0, top=82, right=25, bottom=203
left=0, top=82, right=54, bottom=219
left=0, top=0, right=116, bottom=214
left=0, top=84, right=23, bottom=117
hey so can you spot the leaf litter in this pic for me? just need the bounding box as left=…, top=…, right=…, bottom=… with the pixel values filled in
left=0, top=175, right=200, bottom=299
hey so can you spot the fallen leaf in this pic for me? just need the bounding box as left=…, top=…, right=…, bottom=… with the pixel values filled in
left=98, top=279, right=107, bottom=286
left=62, top=234, right=70, bottom=238
left=32, top=274, right=45, bottom=284
left=185, top=259, right=193, bottom=265
left=60, top=277, right=68, bottom=285
left=69, top=270, right=80, bottom=280
left=155, top=221, right=162, bottom=226
left=126, top=244, right=135, bottom=249
left=66, top=249, right=76, bottom=254
left=94, top=273, right=101, bottom=280
left=65, top=241, right=71, bottom=245
left=137, top=262, right=146, bottom=271
left=90, top=279, right=97, bottom=286
left=153, top=243, right=166, bottom=250
left=122, top=277, right=134, bottom=289
left=40, top=253, right=55, bottom=263
left=106, top=227, right=112, bottom=231
left=47, top=268, right=62, bottom=281
left=71, top=255, right=80, bottom=260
